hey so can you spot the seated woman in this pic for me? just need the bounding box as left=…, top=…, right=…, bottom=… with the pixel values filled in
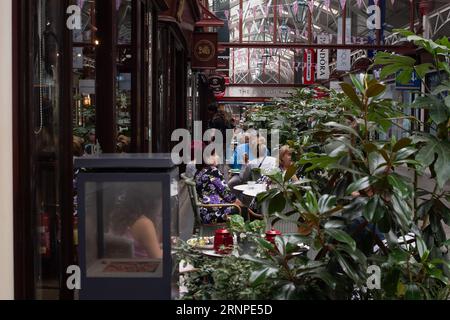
left=240, top=137, right=277, bottom=183
left=109, top=189, right=163, bottom=259
left=184, top=140, right=205, bottom=178
left=194, top=154, right=242, bottom=224
left=247, top=145, right=299, bottom=217
left=279, top=145, right=299, bottom=182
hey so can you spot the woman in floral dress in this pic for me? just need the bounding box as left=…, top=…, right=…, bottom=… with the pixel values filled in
left=194, top=158, right=242, bottom=224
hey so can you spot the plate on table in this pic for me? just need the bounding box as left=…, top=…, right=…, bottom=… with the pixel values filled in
left=186, top=237, right=214, bottom=250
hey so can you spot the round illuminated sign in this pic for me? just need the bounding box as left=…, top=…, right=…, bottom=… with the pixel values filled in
left=194, top=40, right=216, bottom=62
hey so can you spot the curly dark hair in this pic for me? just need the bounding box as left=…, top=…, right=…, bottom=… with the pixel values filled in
left=109, top=186, right=162, bottom=235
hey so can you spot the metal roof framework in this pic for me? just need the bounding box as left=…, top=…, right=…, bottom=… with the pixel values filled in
left=209, top=0, right=450, bottom=85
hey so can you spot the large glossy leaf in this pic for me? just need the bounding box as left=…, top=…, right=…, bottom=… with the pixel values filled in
left=416, top=137, right=450, bottom=188
left=389, top=248, right=410, bottom=264
left=416, top=236, right=429, bottom=262
left=431, top=81, right=450, bottom=95
left=304, top=191, right=319, bottom=214
left=346, top=176, right=373, bottom=194
left=268, top=191, right=287, bottom=214
left=340, top=83, right=364, bottom=109
left=405, top=284, right=422, bottom=300
left=379, top=63, right=404, bottom=79
left=318, top=194, right=336, bottom=214
left=324, top=219, right=346, bottom=229
left=323, top=121, right=361, bottom=138
left=363, top=195, right=379, bottom=222
left=387, top=174, right=412, bottom=199
left=275, top=236, right=286, bottom=256
left=391, top=193, right=413, bottom=231
left=438, top=201, right=450, bottom=225
left=274, top=283, right=297, bottom=300
left=255, top=237, right=277, bottom=252
left=429, top=212, right=447, bottom=244
left=350, top=73, right=364, bottom=94
left=325, top=229, right=356, bottom=251
left=249, top=267, right=272, bottom=286
left=284, top=164, right=297, bottom=182
left=394, top=147, right=417, bottom=161
left=414, top=63, right=434, bottom=79
left=393, top=138, right=412, bottom=152
left=397, top=69, right=414, bottom=84
left=336, top=244, right=367, bottom=266
left=366, top=83, right=386, bottom=98
left=334, top=251, right=362, bottom=284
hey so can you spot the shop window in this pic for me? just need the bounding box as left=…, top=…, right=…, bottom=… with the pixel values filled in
left=73, top=0, right=98, bottom=155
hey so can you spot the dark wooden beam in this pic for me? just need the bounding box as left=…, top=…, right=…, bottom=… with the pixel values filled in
left=96, top=0, right=117, bottom=153
left=131, top=0, right=143, bottom=152
left=59, top=0, right=75, bottom=301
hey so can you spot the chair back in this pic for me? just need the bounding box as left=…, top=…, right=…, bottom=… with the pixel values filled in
left=181, top=174, right=202, bottom=226
left=270, top=212, right=300, bottom=233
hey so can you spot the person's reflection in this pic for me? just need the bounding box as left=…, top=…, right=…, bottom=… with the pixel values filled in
left=109, top=190, right=163, bottom=259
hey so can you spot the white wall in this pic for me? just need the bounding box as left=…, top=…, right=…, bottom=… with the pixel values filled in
left=0, top=0, right=14, bottom=300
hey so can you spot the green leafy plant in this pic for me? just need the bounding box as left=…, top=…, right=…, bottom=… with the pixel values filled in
left=177, top=30, right=450, bottom=300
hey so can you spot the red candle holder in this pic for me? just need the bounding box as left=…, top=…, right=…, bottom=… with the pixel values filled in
left=265, top=228, right=282, bottom=245
left=214, top=228, right=233, bottom=254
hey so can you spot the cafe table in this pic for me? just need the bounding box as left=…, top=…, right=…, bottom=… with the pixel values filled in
left=233, top=183, right=267, bottom=197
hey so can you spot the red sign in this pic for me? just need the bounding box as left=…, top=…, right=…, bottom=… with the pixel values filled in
left=214, top=76, right=229, bottom=99
left=303, top=49, right=316, bottom=85
left=192, top=32, right=218, bottom=70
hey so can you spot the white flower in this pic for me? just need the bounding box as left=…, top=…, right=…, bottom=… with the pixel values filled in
left=239, top=233, right=247, bottom=239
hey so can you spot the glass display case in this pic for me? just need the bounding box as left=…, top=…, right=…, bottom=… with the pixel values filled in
left=75, top=154, right=178, bottom=299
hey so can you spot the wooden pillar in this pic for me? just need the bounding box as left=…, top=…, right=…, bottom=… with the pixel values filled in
left=96, top=0, right=117, bottom=153
left=59, top=0, right=75, bottom=300
left=410, top=0, right=415, bottom=32
left=131, top=0, right=143, bottom=152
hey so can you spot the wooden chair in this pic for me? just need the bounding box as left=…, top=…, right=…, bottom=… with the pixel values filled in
left=181, top=174, right=242, bottom=237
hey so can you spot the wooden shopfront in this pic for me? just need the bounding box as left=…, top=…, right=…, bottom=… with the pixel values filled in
left=12, top=0, right=167, bottom=300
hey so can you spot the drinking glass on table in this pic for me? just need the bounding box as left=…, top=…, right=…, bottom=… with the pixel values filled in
left=247, top=181, right=256, bottom=190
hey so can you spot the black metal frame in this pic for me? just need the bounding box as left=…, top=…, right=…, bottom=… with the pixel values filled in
left=77, top=172, right=174, bottom=300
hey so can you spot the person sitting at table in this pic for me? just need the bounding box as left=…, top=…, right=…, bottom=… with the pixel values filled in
left=240, top=137, right=277, bottom=184
left=279, top=145, right=299, bottom=182
left=194, top=154, right=243, bottom=224
left=184, top=140, right=205, bottom=178
left=109, top=188, right=163, bottom=259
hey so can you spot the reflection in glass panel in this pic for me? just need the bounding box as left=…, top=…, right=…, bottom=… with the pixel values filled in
left=85, top=182, right=163, bottom=278
left=32, top=0, right=64, bottom=300
left=117, top=0, right=132, bottom=45
left=147, top=10, right=153, bottom=151
left=73, top=0, right=97, bottom=44
left=73, top=44, right=97, bottom=154
left=116, top=0, right=132, bottom=150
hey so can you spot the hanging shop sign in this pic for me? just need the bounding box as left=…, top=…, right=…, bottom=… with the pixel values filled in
left=213, top=76, right=229, bottom=99
left=395, top=70, right=421, bottom=90
left=337, top=18, right=352, bottom=71
left=208, top=75, right=226, bottom=92
left=192, top=32, right=218, bottom=69
left=224, top=86, right=295, bottom=98
left=317, top=34, right=330, bottom=80
left=303, top=49, right=316, bottom=85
